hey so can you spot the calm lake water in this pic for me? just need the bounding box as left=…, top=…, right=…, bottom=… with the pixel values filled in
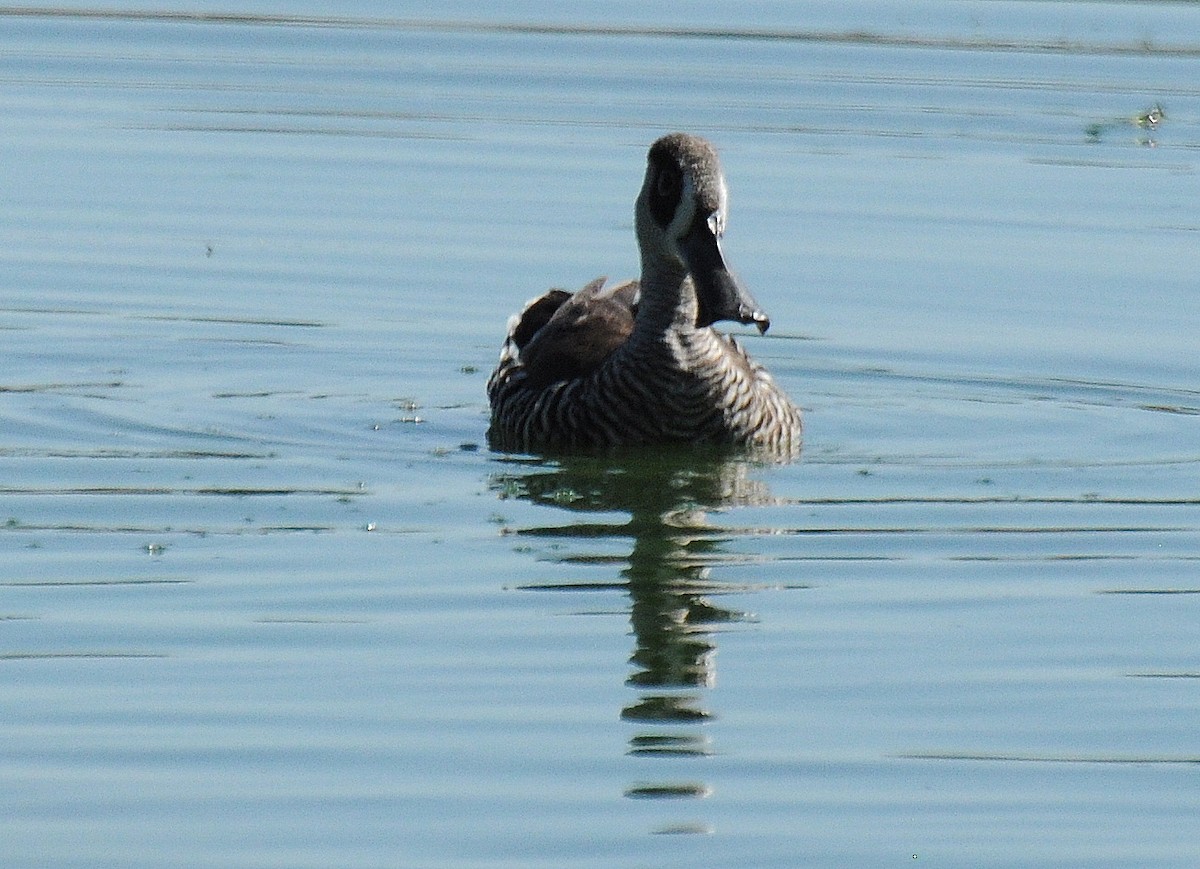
left=3, top=2, right=1199, bottom=867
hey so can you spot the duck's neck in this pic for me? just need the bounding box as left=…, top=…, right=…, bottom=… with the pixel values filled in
left=631, top=258, right=700, bottom=339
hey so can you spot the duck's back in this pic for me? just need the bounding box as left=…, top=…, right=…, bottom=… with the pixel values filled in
left=487, top=279, right=800, bottom=455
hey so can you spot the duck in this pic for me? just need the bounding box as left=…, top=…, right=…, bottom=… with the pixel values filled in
left=487, top=132, right=801, bottom=458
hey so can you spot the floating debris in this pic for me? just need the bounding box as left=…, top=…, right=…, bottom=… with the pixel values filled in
left=1086, top=102, right=1165, bottom=144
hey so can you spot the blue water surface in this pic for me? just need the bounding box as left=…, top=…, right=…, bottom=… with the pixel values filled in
left=2, top=3, right=1199, bottom=867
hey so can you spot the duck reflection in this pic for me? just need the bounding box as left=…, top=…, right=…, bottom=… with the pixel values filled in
left=489, top=448, right=777, bottom=809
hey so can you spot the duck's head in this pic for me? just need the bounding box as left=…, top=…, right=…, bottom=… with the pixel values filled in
left=635, top=132, right=770, bottom=334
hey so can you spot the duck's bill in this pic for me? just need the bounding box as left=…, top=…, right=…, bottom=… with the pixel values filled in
left=682, top=212, right=770, bottom=334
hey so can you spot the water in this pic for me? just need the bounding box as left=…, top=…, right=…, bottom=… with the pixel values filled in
left=2, top=3, right=1199, bottom=867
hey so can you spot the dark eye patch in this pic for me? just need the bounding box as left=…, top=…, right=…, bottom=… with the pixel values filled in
left=647, top=160, right=681, bottom=227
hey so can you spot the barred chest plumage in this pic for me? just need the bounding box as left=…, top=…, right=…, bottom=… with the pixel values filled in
left=488, top=133, right=802, bottom=460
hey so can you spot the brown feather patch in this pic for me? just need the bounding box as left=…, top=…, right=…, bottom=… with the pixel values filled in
left=519, top=278, right=639, bottom=389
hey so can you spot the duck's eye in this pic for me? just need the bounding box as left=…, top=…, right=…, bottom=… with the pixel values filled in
left=655, top=166, right=680, bottom=200
left=648, top=164, right=682, bottom=226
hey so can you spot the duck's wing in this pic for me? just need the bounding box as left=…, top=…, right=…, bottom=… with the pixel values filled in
left=508, top=288, right=572, bottom=350
left=519, top=278, right=639, bottom=389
